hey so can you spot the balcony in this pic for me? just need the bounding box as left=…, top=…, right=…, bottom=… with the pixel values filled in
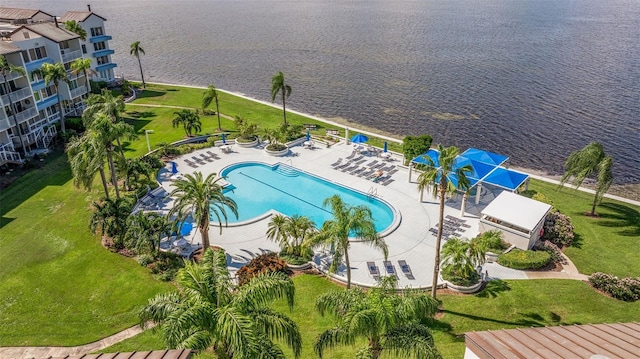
left=25, top=57, right=54, bottom=72
left=37, top=95, right=59, bottom=112
left=70, top=85, right=86, bottom=99
left=61, top=49, right=82, bottom=63
left=0, top=142, right=23, bottom=164
left=93, top=49, right=115, bottom=58
left=96, top=63, right=118, bottom=72
left=10, top=106, right=38, bottom=123
left=4, top=70, right=24, bottom=82
left=90, top=35, right=112, bottom=43
left=1, top=87, right=33, bottom=105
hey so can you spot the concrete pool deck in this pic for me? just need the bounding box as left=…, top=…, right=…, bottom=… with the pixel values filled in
left=155, top=139, right=496, bottom=289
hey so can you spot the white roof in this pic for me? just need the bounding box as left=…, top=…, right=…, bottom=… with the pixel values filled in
left=481, top=191, right=551, bottom=231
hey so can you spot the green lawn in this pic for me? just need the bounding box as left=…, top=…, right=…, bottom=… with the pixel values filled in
left=0, top=151, right=172, bottom=346
left=529, top=180, right=640, bottom=277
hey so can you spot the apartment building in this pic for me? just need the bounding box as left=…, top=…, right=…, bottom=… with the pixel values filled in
left=0, top=6, right=116, bottom=165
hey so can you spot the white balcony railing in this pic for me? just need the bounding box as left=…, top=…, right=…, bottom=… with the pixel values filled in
left=13, top=107, right=38, bottom=123
left=69, top=85, right=86, bottom=99
left=1, top=87, right=33, bottom=105
left=0, top=143, right=23, bottom=164
left=61, top=49, right=82, bottom=63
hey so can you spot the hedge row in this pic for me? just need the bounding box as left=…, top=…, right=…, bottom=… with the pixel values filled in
left=589, top=272, right=640, bottom=302
left=497, top=249, right=551, bottom=270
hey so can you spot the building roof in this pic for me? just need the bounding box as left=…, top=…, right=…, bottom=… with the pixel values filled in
left=0, top=7, right=53, bottom=21
left=12, top=22, right=79, bottom=43
left=51, top=349, right=193, bottom=359
left=465, top=322, right=640, bottom=359
left=0, top=40, right=21, bottom=55
left=60, top=11, right=107, bottom=23
left=481, top=191, right=551, bottom=231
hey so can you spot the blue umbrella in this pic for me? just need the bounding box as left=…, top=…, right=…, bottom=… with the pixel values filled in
left=306, top=130, right=310, bottom=141
left=221, top=133, right=226, bottom=144
left=179, top=221, right=193, bottom=236
left=350, top=133, right=369, bottom=143
left=171, top=161, right=178, bottom=174
left=383, top=141, right=388, bottom=153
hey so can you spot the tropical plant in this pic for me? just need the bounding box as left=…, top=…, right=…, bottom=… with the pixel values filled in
left=0, top=55, right=28, bottom=157
left=82, top=89, right=128, bottom=156
left=266, top=214, right=316, bottom=262
left=119, top=157, right=153, bottom=191
left=125, top=211, right=172, bottom=254
left=66, top=133, right=110, bottom=198
left=140, top=248, right=302, bottom=358
left=236, top=252, right=292, bottom=286
left=271, top=71, right=291, bottom=126
left=202, top=84, right=222, bottom=130
left=262, top=127, right=287, bottom=151
left=309, top=195, right=388, bottom=289
left=233, top=115, right=258, bottom=141
left=70, top=58, right=97, bottom=98
left=560, top=142, right=614, bottom=216
left=314, top=276, right=441, bottom=359
left=172, top=109, right=202, bottom=137
left=130, top=41, right=146, bottom=88
left=89, top=197, right=133, bottom=249
left=169, top=172, right=238, bottom=250
left=33, top=62, right=69, bottom=133
left=416, top=144, right=471, bottom=298
left=63, top=20, right=87, bottom=41
left=402, top=134, right=433, bottom=166
left=440, top=238, right=482, bottom=287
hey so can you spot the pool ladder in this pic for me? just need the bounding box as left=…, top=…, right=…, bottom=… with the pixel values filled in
left=368, top=186, right=378, bottom=197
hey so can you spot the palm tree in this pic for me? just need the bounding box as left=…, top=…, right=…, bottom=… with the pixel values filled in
left=66, top=134, right=110, bottom=199
left=90, top=197, right=133, bottom=248
left=70, top=58, right=97, bottom=98
left=125, top=211, right=172, bottom=254
left=130, top=41, right=146, bottom=88
left=416, top=144, right=471, bottom=299
left=0, top=55, right=28, bottom=158
left=33, top=62, right=69, bottom=133
left=172, top=109, right=202, bottom=137
left=140, top=248, right=302, bottom=358
left=169, top=172, right=238, bottom=250
left=440, top=237, right=483, bottom=286
left=63, top=20, right=87, bottom=41
left=314, top=276, right=441, bottom=359
left=82, top=89, right=127, bottom=156
left=309, top=195, right=388, bottom=289
left=270, top=71, right=291, bottom=126
left=560, top=142, right=614, bottom=216
left=202, top=84, right=222, bottom=130
left=266, top=214, right=317, bottom=259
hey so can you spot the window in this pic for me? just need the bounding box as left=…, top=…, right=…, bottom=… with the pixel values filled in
left=93, top=42, right=106, bottom=51
left=90, top=27, right=104, bottom=37
left=59, top=41, right=70, bottom=50
left=68, top=79, right=78, bottom=90
left=33, top=92, right=41, bottom=101
left=28, top=46, right=48, bottom=61
left=23, top=31, right=30, bottom=39
left=21, top=50, right=29, bottom=63
left=81, top=44, right=87, bottom=54
left=96, top=56, right=109, bottom=65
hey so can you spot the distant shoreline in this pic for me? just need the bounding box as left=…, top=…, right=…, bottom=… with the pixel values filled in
left=139, top=81, right=640, bottom=205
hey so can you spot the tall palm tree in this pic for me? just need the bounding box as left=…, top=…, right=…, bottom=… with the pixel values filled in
left=270, top=71, right=291, bottom=126
left=66, top=134, right=110, bottom=199
left=82, top=89, right=127, bottom=156
left=309, top=194, right=388, bottom=289
left=130, top=41, right=146, bottom=88
left=33, top=62, right=69, bottom=133
left=172, top=109, right=202, bottom=137
left=560, top=142, right=614, bottom=216
left=202, top=84, right=222, bottom=130
left=169, top=172, right=238, bottom=250
left=70, top=58, right=97, bottom=98
left=0, top=55, right=28, bottom=158
left=416, top=144, right=471, bottom=299
left=125, top=211, right=172, bottom=254
left=140, top=248, right=302, bottom=358
left=314, top=277, right=441, bottom=359
left=89, top=197, right=133, bottom=248
left=63, top=20, right=87, bottom=41
left=266, top=214, right=317, bottom=258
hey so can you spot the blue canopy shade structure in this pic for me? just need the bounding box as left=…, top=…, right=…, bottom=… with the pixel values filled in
left=350, top=133, right=369, bottom=143
left=412, top=149, right=441, bottom=167
left=171, top=161, right=178, bottom=174
left=460, top=148, right=508, bottom=166
left=482, top=167, right=529, bottom=191
left=221, top=133, right=226, bottom=144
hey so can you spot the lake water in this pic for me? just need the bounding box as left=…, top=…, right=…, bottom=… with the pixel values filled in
left=9, top=0, right=640, bottom=183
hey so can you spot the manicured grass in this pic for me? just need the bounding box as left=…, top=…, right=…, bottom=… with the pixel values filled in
left=0, top=151, right=172, bottom=346
left=529, top=180, right=640, bottom=277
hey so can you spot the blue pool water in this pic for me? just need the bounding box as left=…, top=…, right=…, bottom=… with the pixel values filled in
left=216, top=162, right=395, bottom=232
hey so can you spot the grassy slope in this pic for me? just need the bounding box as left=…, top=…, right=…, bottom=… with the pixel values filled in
left=529, top=180, right=640, bottom=277
left=0, top=153, right=171, bottom=346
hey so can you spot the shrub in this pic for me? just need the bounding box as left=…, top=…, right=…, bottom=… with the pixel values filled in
left=441, top=267, right=481, bottom=287
left=147, top=251, right=184, bottom=281
left=137, top=253, right=154, bottom=266
left=543, top=212, right=575, bottom=248
left=236, top=253, right=291, bottom=286
left=589, top=272, right=640, bottom=302
left=497, top=249, right=551, bottom=270
left=402, top=134, right=433, bottom=165
left=474, top=230, right=509, bottom=253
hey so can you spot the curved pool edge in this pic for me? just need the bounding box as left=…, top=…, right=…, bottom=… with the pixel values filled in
left=214, top=161, right=402, bottom=236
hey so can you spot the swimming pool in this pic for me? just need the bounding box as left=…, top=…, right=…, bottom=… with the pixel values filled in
left=216, top=162, right=399, bottom=235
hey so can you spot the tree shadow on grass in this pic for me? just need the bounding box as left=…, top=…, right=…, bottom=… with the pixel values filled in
left=126, top=111, right=157, bottom=119
left=570, top=231, right=584, bottom=249
left=135, top=89, right=165, bottom=99
left=596, top=202, right=640, bottom=237
left=442, top=309, right=581, bottom=329
left=475, top=280, right=511, bottom=298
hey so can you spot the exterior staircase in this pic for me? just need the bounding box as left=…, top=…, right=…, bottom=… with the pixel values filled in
left=0, top=142, right=23, bottom=166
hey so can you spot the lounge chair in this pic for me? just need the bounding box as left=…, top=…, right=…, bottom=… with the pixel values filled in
left=398, top=260, right=415, bottom=280
left=206, top=150, right=221, bottom=159
left=200, top=153, right=214, bottom=162
left=346, top=150, right=357, bottom=159
left=184, top=159, right=198, bottom=168
left=383, top=260, right=397, bottom=277
left=381, top=178, right=394, bottom=186
left=330, top=158, right=343, bottom=167
left=367, top=261, right=380, bottom=281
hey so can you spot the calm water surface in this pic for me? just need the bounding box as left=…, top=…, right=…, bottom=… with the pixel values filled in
left=10, top=0, right=640, bottom=183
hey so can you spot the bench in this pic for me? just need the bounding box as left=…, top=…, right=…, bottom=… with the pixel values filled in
left=326, top=128, right=339, bottom=135
left=303, top=123, right=317, bottom=130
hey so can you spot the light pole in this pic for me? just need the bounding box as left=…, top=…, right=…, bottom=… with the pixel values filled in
left=145, top=129, right=154, bottom=153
